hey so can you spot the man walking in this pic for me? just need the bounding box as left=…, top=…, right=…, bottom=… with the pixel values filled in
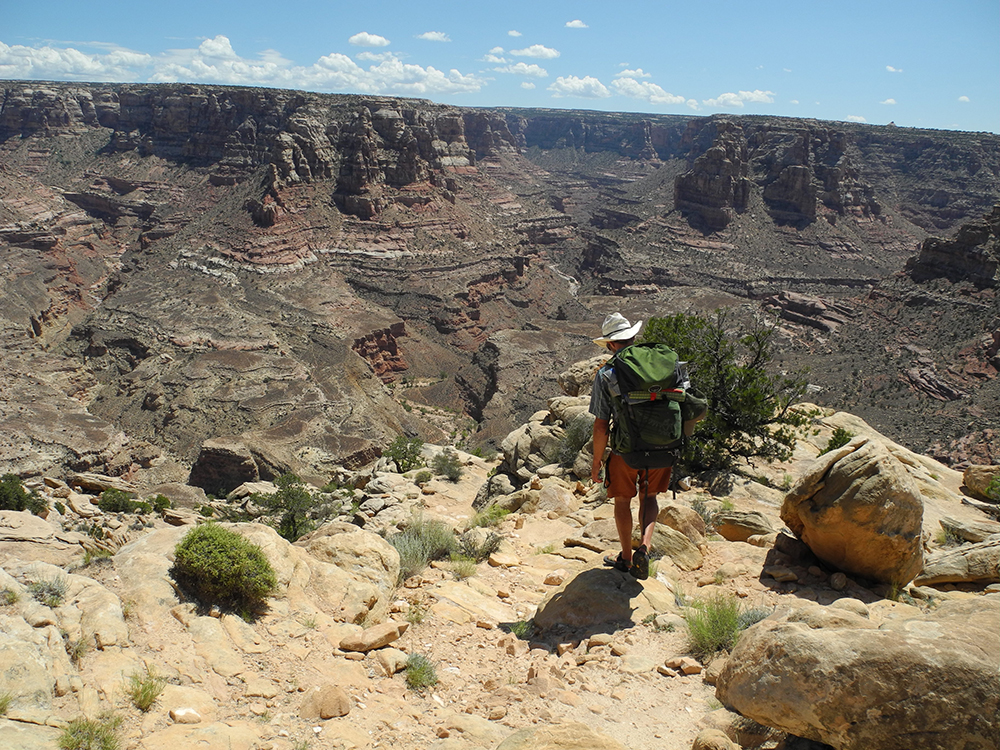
left=588, top=313, right=672, bottom=580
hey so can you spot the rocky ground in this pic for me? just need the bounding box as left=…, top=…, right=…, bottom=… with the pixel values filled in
left=1, top=401, right=997, bottom=750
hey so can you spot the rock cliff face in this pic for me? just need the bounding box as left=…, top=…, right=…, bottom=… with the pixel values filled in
left=1, top=81, right=999, bottom=484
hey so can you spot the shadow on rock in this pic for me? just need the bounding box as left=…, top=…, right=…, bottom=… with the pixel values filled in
left=531, top=567, right=644, bottom=639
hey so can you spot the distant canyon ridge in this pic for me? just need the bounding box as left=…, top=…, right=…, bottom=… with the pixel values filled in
left=1, top=81, right=997, bottom=491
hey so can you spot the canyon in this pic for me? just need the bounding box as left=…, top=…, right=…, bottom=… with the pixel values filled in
left=1, top=81, right=998, bottom=488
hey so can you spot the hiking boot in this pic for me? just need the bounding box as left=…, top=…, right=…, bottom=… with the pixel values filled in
left=603, top=552, right=630, bottom=573
left=629, top=545, right=649, bottom=580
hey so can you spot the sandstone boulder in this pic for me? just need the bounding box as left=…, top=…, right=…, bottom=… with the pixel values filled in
left=914, top=538, right=1000, bottom=585
left=716, top=597, right=999, bottom=750
left=939, top=516, right=1000, bottom=543
left=296, top=522, right=400, bottom=621
left=963, top=464, right=1000, bottom=502
left=656, top=503, right=707, bottom=546
left=781, top=437, right=923, bottom=584
left=556, top=357, right=605, bottom=397
left=713, top=511, right=775, bottom=543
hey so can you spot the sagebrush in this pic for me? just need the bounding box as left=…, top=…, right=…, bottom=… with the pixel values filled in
left=171, top=523, right=277, bottom=612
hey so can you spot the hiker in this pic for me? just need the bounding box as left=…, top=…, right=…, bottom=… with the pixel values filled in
left=589, top=313, right=662, bottom=579
left=588, top=312, right=706, bottom=580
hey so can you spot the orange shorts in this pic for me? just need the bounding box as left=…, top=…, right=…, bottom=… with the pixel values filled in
left=604, top=454, right=672, bottom=500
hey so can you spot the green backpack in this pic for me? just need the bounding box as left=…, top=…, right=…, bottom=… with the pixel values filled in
left=607, top=342, right=708, bottom=469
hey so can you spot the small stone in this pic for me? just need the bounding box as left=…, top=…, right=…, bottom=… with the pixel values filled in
left=488, top=706, right=507, bottom=720
left=830, top=572, right=848, bottom=590
left=543, top=570, right=567, bottom=586
left=169, top=708, right=202, bottom=725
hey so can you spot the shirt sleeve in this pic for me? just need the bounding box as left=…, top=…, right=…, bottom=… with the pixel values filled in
left=588, top=367, right=612, bottom=420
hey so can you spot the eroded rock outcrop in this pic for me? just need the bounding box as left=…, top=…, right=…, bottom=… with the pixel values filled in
left=716, top=597, right=1000, bottom=750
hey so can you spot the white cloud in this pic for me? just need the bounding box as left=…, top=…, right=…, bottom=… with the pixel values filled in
left=494, top=62, right=547, bottom=78
left=702, top=89, right=775, bottom=108
left=0, top=40, right=153, bottom=81
left=789, top=99, right=799, bottom=105
left=489, top=46, right=505, bottom=54
left=349, top=32, right=390, bottom=48
left=958, top=95, right=970, bottom=102
left=685, top=99, right=699, bottom=110
left=611, top=77, right=684, bottom=105
left=886, top=65, right=902, bottom=73
left=357, top=51, right=395, bottom=62
left=565, top=20, right=588, bottom=28
left=511, top=44, right=560, bottom=59
left=548, top=75, right=610, bottom=99
left=0, top=35, right=488, bottom=97
left=482, top=54, right=506, bottom=64
left=880, top=98, right=896, bottom=105
left=615, top=68, right=651, bottom=79
left=521, top=81, right=535, bottom=89
left=508, top=30, right=522, bottom=37
left=199, top=35, right=239, bottom=59
left=416, top=32, right=451, bottom=42
left=847, top=115, right=867, bottom=122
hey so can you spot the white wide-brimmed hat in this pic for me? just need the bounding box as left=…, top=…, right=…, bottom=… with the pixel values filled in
left=592, top=312, right=642, bottom=347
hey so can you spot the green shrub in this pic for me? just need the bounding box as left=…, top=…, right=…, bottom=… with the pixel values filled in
left=448, top=555, right=478, bottom=579
left=385, top=436, right=424, bottom=472
left=1, top=587, right=20, bottom=605
left=467, top=505, right=509, bottom=529
left=819, top=426, right=855, bottom=455
left=414, top=470, right=433, bottom=485
left=82, top=549, right=113, bottom=567
left=151, top=495, right=172, bottom=513
left=246, top=473, right=316, bottom=542
left=58, top=714, right=122, bottom=750
left=642, top=311, right=810, bottom=472
left=405, top=653, right=438, bottom=690
left=558, top=412, right=594, bottom=466
left=28, top=577, right=67, bottom=608
left=387, top=517, right=457, bottom=583
left=65, top=635, right=91, bottom=666
left=171, top=524, right=278, bottom=612
left=432, top=448, right=464, bottom=482
left=124, top=666, right=165, bottom=712
left=685, top=594, right=772, bottom=659
left=405, top=602, right=428, bottom=624
left=97, top=489, right=137, bottom=514
left=985, top=475, right=1000, bottom=502
left=0, top=474, right=47, bottom=515
left=502, top=620, right=534, bottom=639
left=456, top=530, right=503, bottom=562
left=0, top=690, right=12, bottom=715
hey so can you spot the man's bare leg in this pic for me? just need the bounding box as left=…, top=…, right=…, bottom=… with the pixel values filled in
left=614, top=495, right=634, bottom=564
left=638, top=492, right=658, bottom=550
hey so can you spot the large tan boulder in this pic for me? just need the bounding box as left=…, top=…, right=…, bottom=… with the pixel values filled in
left=657, top=503, right=707, bottom=546
left=964, top=464, right=1000, bottom=502
left=716, top=597, right=1000, bottom=750
left=296, top=522, right=400, bottom=621
left=781, top=437, right=923, bottom=584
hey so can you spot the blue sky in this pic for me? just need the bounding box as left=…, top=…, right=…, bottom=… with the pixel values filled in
left=2, top=0, right=997, bottom=133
